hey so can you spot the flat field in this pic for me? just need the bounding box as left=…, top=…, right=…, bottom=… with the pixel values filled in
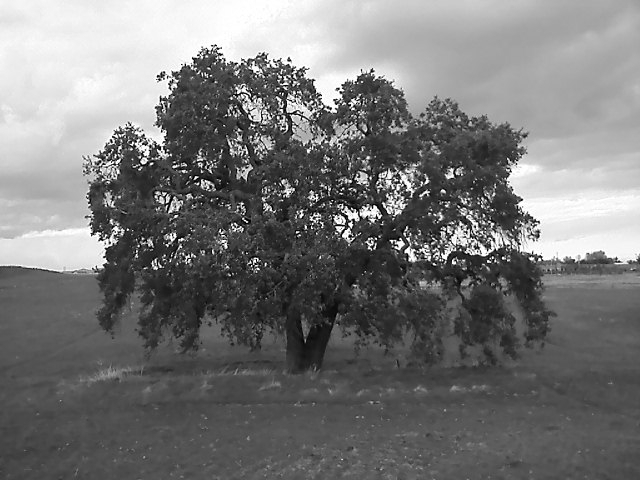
left=1, top=267, right=639, bottom=479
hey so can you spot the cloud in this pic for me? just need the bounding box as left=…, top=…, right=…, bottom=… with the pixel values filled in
left=269, top=0, right=640, bottom=171
left=0, top=0, right=306, bottom=241
left=0, top=0, right=638, bottom=265
left=0, top=199, right=90, bottom=239
left=523, top=192, right=638, bottom=223
left=519, top=192, right=639, bottom=260
left=19, top=227, right=90, bottom=239
left=0, top=227, right=103, bottom=271
left=512, top=151, right=640, bottom=200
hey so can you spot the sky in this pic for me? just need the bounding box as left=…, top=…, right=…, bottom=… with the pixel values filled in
left=1, top=0, right=638, bottom=271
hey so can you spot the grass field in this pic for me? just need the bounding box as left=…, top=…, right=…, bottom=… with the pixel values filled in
left=1, top=267, right=639, bottom=479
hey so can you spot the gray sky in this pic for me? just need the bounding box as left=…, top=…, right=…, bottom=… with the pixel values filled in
left=1, top=0, right=638, bottom=270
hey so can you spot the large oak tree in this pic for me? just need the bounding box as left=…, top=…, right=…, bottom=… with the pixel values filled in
left=85, top=46, right=552, bottom=373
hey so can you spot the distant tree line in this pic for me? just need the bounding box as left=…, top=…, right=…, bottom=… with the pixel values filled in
left=563, top=251, right=616, bottom=265
left=558, top=250, right=637, bottom=265
left=538, top=251, right=639, bottom=275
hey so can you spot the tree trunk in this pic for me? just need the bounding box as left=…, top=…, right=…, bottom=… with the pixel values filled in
left=304, top=302, right=339, bottom=370
left=285, top=303, right=339, bottom=373
left=303, top=319, right=335, bottom=371
left=285, top=307, right=306, bottom=373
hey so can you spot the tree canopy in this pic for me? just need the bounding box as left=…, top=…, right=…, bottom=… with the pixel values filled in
left=84, top=46, right=553, bottom=372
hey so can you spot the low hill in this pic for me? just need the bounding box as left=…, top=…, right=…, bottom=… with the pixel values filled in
left=0, top=266, right=141, bottom=378
left=0, top=265, right=62, bottom=277
left=0, top=266, right=254, bottom=380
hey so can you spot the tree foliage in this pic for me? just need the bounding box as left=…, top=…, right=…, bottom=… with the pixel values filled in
left=84, top=46, right=553, bottom=372
left=581, top=250, right=615, bottom=264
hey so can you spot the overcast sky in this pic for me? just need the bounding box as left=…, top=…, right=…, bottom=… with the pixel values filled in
left=1, top=0, right=638, bottom=270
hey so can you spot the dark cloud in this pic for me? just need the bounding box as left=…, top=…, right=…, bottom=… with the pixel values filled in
left=1, top=0, right=638, bottom=267
left=291, top=0, right=640, bottom=138
left=513, top=150, right=640, bottom=199
left=0, top=198, right=90, bottom=239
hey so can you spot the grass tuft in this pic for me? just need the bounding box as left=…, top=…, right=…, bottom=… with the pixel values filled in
left=80, top=365, right=144, bottom=385
left=207, top=367, right=275, bottom=377
left=258, top=379, right=282, bottom=391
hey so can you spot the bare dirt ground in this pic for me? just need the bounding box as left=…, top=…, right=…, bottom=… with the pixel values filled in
left=1, top=268, right=639, bottom=479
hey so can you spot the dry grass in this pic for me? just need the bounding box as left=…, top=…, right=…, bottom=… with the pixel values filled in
left=80, top=365, right=144, bottom=384
left=258, top=379, right=283, bottom=391
left=3, top=268, right=640, bottom=479
left=206, top=367, right=276, bottom=377
left=542, top=272, right=640, bottom=288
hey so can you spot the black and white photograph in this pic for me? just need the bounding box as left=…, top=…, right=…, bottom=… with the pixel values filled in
left=1, top=1, right=639, bottom=478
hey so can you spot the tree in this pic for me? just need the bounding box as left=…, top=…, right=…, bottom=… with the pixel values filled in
left=583, top=251, right=613, bottom=264
left=84, top=46, right=553, bottom=373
